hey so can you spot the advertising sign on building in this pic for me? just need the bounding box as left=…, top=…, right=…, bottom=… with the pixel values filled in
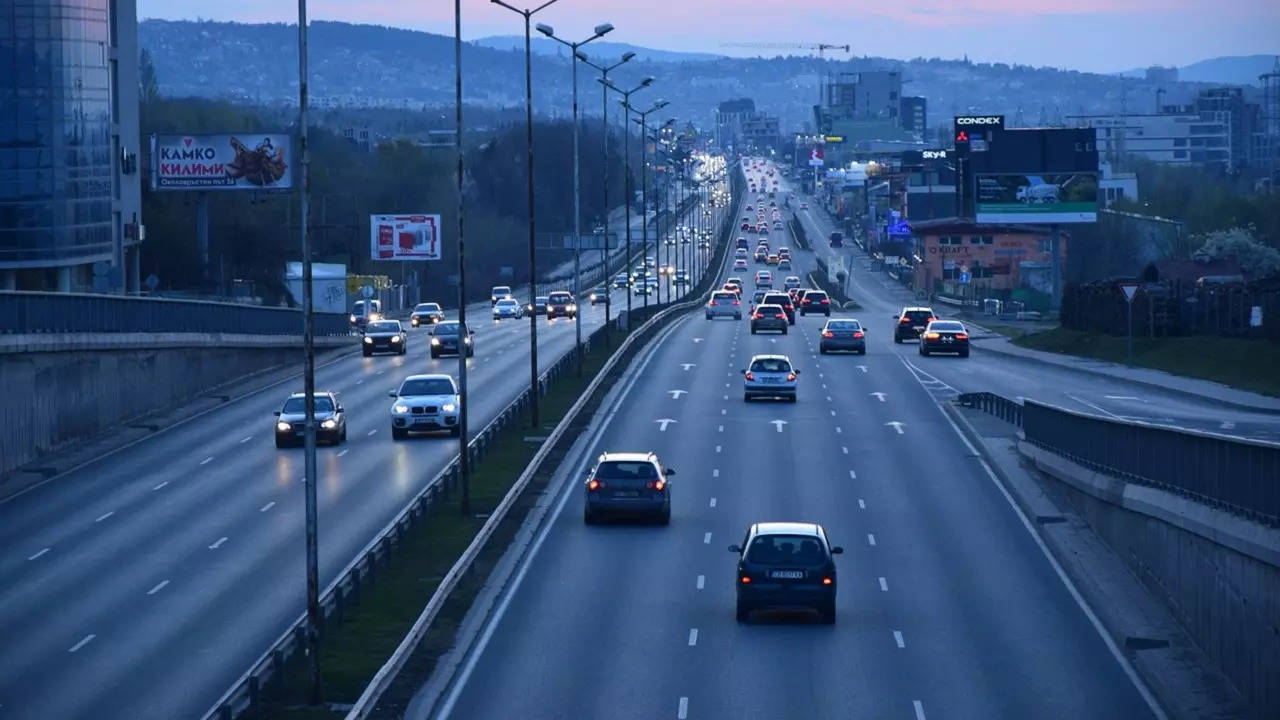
left=974, top=173, right=1098, bottom=223
left=151, top=133, right=293, bottom=191
left=808, top=146, right=824, bottom=167
left=369, top=214, right=442, bottom=261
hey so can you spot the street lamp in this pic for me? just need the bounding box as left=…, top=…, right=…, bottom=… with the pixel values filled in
left=601, top=77, right=654, bottom=323
left=453, top=0, right=471, bottom=515
left=490, top=0, right=561, bottom=427
left=628, top=105, right=670, bottom=311
left=577, top=50, right=635, bottom=346
left=536, top=21, right=613, bottom=378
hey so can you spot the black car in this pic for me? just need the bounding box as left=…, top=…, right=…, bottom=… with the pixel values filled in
left=588, top=287, right=609, bottom=305
left=750, top=304, right=788, bottom=334
left=547, top=291, right=577, bottom=319
left=430, top=321, right=474, bottom=358
left=893, top=307, right=937, bottom=343
left=583, top=452, right=674, bottom=525
left=362, top=320, right=407, bottom=356
left=274, top=392, right=346, bottom=448
left=919, top=320, right=970, bottom=357
left=527, top=296, right=549, bottom=316
left=829, top=231, right=844, bottom=248
left=729, top=522, right=843, bottom=623
left=799, top=290, right=831, bottom=316
left=819, top=319, right=866, bottom=354
left=760, top=292, right=796, bottom=324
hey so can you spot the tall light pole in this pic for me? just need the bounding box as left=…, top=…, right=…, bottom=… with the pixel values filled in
left=627, top=103, right=669, bottom=312
left=454, top=0, right=471, bottom=515
left=577, top=51, right=635, bottom=346
left=536, top=21, right=613, bottom=378
left=295, top=0, right=321, bottom=705
left=491, top=0, right=560, bottom=427
left=601, top=78, right=654, bottom=324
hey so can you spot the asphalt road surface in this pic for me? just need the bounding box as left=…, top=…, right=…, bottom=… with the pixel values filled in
left=432, top=159, right=1162, bottom=720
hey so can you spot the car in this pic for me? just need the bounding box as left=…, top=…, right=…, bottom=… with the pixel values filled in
left=674, top=269, right=690, bottom=285
left=490, top=285, right=513, bottom=306
left=893, top=306, right=938, bottom=343
left=634, top=283, right=656, bottom=296
left=492, top=298, right=523, bottom=320
left=761, top=291, right=796, bottom=324
left=758, top=226, right=769, bottom=237
left=409, top=302, right=445, bottom=327
left=589, top=287, right=609, bottom=305
left=766, top=254, right=780, bottom=266
left=793, top=288, right=810, bottom=306
left=777, top=247, right=790, bottom=259
left=274, top=391, right=346, bottom=448
left=754, top=270, right=772, bottom=288
left=799, top=289, right=831, bottom=316
left=783, top=275, right=801, bottom=290
left=527, top=295, right=549, bottom=316
left=757, top=240, right=770, bottom=252
left=736, top=237, right=749, bottom=250
left=547, top=291, right=577, bottom=319
left=734, top=248, right=749, bottom=260
left=706, top=290, right=742, bottom=320
left=741, top=221, right=750, bottom=231
left=777, top=258, right=792, bottom=272
left=660, top=264, right=676, bottom=276
left=388, top=374, right=461, bottom=439
left=829, top=231, right=844, bottom=248
left=698, top=241, right=711, bottom=250
left=362, top=319, right=407, bottom=356
left=799, top=202, right=808, bottom=210
left=583, top=451, right=674, bottom=524
left=733, top=258, right=749, bottom=272
left=741, top=353, right=799, bottom=402
left=728, top=522, right=843, bottom=623
left=429, top=321, right=474, bottom=358
left=753, top=247, right=768, bottom=263
left=819, top=319, right=866, bottom=354
left=350, top=299, right=382, bottom=330
left=749, top=288, right=769, bottom=310
left=773, top=221, right=784, bottom=230
left=725, top=278, right=744, bottom=294
left=613, top=273, right=630, bottom=289
left=919, top=320, right=970, bottom=357
left=750, top=304, right=788, bottom=334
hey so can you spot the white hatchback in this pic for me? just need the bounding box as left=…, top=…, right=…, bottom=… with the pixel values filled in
left=741, top=354, right=799, bottom=402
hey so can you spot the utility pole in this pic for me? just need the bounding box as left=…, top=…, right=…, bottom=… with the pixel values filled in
left=454, top=0, right=471, bottom=515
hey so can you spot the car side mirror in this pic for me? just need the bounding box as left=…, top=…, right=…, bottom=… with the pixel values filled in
left=664, top=468, right=675, bottom=476
left=273, top=411, right=281, bottom=416
left=891, top=315, right=898, bottom=320
left=727, top=544, right=741, bottom=553
left=387, top=390, right=398, bottom=398
left=336, top=405, right=344, bottom=413
left=739, top=369, right=746, bottom=374
left=794, top=369, right=802, bottom=375
left=831, top=546, right=844, bottom=555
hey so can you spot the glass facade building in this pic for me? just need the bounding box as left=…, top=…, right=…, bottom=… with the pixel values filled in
left=0, top=0, right=140, bottom=291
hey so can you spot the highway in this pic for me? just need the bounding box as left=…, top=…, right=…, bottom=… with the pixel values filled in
left=431, top=158, right=1164, bottom=720
left=0, top=185, right=721, bottom=719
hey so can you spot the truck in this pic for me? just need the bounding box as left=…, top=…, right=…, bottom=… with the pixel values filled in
left=1016, top=183, right=1060, bottom=204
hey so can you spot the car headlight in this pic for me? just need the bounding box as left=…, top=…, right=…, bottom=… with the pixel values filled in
left=431, top=338, right=440, bottom=345
left=321, top=418, right=337, bottom=429
left=568, top=304, right=577, bottom=311
left=276, top=421, right=291, bottom=432
left=363, top=336, right=373, bottom=344
left=464, top=336, right=473, bottom=344
left=441, top=403, right=457, bottom=412
left=394, top=404, right=410, bottom=414
left=349, top=314, right=357, bottom=322
left=391, top=335, right=402, bottom=343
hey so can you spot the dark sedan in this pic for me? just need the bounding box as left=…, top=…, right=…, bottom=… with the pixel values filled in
left=919, top=320, right=970, bottom=357
left=730, top=522, right=843, bottom=623
left=362, top=320, right=407, bottom=356
left=760, top=292, right=796, bottom=324
left=750, top=304, right=788, bottom=334
left=274, top=392, right=345, bottom=448
left=799, top=290, right=831, bottom=317
left=819, top=319, right=866, bottom=354
left=430, top=321, right=474, bottom=358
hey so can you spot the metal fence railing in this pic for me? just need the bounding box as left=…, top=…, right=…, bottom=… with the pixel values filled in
left=1, top=291, right=350, bottom=336
left=957, top=391, right=1280, bottom=527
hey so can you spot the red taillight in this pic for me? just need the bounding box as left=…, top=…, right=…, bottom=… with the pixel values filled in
left=956, top=333, right=968, bottom=340
left=900, top=317, right=911, bottom=324
left=774, top=313, right=785, bottom=319
left=786, top=372, right=797, bottom=381
left=740, top=576, right=751, bottom=584
left=587, top=478, right=601, bottom=491
left=745, top=372, right=755, bottom=381
left=647, top=479, right=666, bottom=491
left=822, top=577, right=833, bottom=586
left=709, top=301, right=717, bottom=306
left=753, top=313, right=763, bottom=319
left=732, top=300, right=741, bottom=305
left=821, top=298, right=830, bottom=304
left=822, top=330, right=834, bottom=338
left=853, top=331, right=865, bottom=338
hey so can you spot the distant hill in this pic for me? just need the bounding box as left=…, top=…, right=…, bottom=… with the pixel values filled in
left=1116, top=55, right=1279, bottom=85
left=472, top=36, right=725, bottom=64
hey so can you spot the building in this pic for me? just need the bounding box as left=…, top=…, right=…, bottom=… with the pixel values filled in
left=740, top=113, right=780, bottom=151
left=715, top=98, right=755, bottom=150
left=1067, top=110, right=1231, bottom=167
left=1097, top=161, right=1138, bottom=208
left=1145, top=66, right=1178, bottom=85
left=824, top=71, right=902, bottom=123
left=909, top=218, right=1066, bottom=301
left=900, top=96, right=927, bottom=141
left=342, top=127, right=373, bottom=153
left=0, top=0, right=143, bottom=292
left=1193, top=86, right=1260, bottom=170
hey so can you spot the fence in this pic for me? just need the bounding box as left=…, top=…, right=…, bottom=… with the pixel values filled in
left=957, top=392, right=1280, bottom=527
left=1060, top=278, right=1280, bottom=341
left=1, top=291, right=350, bottom=336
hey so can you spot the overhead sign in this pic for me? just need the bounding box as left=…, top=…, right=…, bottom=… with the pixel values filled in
left=150, top=133, right=293, bottom=191
left=1119, top=283, right=1139, bottom=302
left=370, top=214, right=442, bottom=261
left=823, top=135, right=846, bottom=144
left=974, top=173, right=1098, bottom=224
left=808, top=146, right=824, bottom=167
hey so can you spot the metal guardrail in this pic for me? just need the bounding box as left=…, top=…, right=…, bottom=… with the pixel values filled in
left=1, top=290, right=350, bottom=336
left=957, top=391, right=1279, bottom=527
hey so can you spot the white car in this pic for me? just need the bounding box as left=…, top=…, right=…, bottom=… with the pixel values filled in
left=389, top=374, right=461, bottom=439
left=492, top=298, right=523, bottom=320
left=741, top=354, right=799, bottom=402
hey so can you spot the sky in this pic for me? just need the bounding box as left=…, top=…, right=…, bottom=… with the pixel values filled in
left=138, top=1, right=1279, bottom=74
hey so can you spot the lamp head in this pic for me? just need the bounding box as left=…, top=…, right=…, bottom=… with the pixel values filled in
left=535, top=23, right=554, bottom=37
left=593, top=23, right=614, bottom=37
left=621, top=51, right=636, bottom=63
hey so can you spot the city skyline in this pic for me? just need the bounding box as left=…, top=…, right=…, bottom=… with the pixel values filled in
left=138, top=0, right=1279, bottom=75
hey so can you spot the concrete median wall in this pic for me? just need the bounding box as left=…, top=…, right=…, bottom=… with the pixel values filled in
left=0, top=334, right=351, bottom=479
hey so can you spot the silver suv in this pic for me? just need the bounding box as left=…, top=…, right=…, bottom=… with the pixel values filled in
left=706, top=290, right=742, bottom=320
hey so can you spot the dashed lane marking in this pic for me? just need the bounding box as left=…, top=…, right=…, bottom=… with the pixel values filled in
left=879, top=577, right=888, bottom=591
left=68, top=634, right=96, bottom=653
left=147, top=580, right=169, bottom=596
left=209, top=537, right=228, bottom=550
left=867, top=533, right=876, bottom=546
left=28, top=548, right=50, bottom=561
left=703, top=532, right=712, bottom=544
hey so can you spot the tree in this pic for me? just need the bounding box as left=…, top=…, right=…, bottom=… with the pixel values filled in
left=139, top=48, right=160, bottom=103
left=1191, top=227, right=1280, bottom=279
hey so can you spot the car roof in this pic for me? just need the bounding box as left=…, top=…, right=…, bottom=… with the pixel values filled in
left=748, top=353, right=792, bottom=362
left=598, top=451, right=658, bottom=463
left=753, top=522, right=822, bottom=537
left=288, top=391, right=335, bottom=398
left=902, top=306, right=935, bottom=312
left=402, top=373, right=454, bottom=382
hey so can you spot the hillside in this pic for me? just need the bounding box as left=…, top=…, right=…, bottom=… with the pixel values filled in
left=472, top=35, right=724, bottom=64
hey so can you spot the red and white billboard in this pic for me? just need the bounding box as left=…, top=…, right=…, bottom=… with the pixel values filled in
left=369, top=214, right=442, bottom=261
left=808, top=146, right=824, bottom=167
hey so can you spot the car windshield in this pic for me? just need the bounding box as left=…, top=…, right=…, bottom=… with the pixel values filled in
left=414, top=304, right=440, bottom=313
left=763, top=294, right=790, bottom=305
left=828, top=321, right=861, bottom=331
left=747, top=534, right=825, bottom=564
left=399, top=378, right=455, bottom=396
left=549, top=293, right=572, bottom=303
left=492, top=287, right=511, bottom=295
left=749, top=358, right=792, bottom=373
left=434, top=323, right=460, bottom=335
left=931, top=321, right=965, bottom=332
left=712, top=292, right=735, bottom=301
left=594, top=461, right=658, bottom=480
left=535, top=297, right=548, bottom=303
left=756, top=304, right=782, bottom=314
left=366, top=321, right=400, bottom=332
left=497, top=300, right=518, bottom=307
left=282, top=396, right=334, bottom=414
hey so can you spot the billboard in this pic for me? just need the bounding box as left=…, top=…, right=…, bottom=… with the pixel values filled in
left=974, top=173, right=1098, bottom=223
left=808, top=146, right=824, bottom=167
left=370, top=214, right=442, bottom=261
left=151, top=133, right=293, bottom=191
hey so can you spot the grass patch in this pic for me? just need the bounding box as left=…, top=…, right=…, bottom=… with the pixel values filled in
left=976, top=322, right=1033, bottom=339
left=1014, top=327, right=1280, bottom=397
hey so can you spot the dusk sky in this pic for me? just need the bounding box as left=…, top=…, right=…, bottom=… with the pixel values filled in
left=139, top=1, right=1278, bottom=74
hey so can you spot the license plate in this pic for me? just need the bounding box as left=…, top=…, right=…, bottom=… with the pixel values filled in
left=943, top=337, right=953, bottom=343
left=761, top=377, right=781, bottom=384
left=913, top=326, right=924, bottom=331
left=614, top=490, right=640, bottom=498
left=769, top=570, right=804, bottom=580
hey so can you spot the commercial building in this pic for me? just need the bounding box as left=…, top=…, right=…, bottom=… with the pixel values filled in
left=823, top=71, right=902, bottom=123
left=909, top=218, right=1066, bottom=301
left=900, top=96, right=927, bottom=141
left=0, top=0, right=143, bottom=292
left=740, top=113, right=780, bottom=151
left=715, top=98, right=755, bottom=150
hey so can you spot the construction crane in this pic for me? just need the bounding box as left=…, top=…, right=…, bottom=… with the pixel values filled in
left=721, top=43, right=851, bottom=59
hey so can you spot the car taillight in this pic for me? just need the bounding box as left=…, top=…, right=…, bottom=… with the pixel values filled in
left=822, top=577, right=833, bottom=586
left=853, top=331, right=864, bottom=338
left=822, top=330, right=834, bottom=338
left=745, top=372, right=755, bottom=381
left=740, top=576, right=751, bottom=584
left=774, top=313, right=785, bottom=319
left=786, top=373, right=797, bottom=381
left=900, top=317, right=911, bottom=323
left=925, top=332, right=940, bottom=339
left=956, top=333, right=969, bottom=340
left=647, top=479, right=666, bottom=491
left=587, top=478, right=602, bottom=491
left=732, top=300, right=741, bottom=305
left=753, top=313, right=763, bottom=319
left=821, top=298, right=830, bottom=304
left=709, top=301, right=717, bottom=306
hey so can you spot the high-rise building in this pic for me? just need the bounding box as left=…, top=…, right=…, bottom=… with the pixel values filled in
left=0, top=0, right=142, bottom=292
left=824, top=71, right=902, bottom=122
left=715, top=98, right=755, bottom=150
left=900, top=96, right=927, bottom=141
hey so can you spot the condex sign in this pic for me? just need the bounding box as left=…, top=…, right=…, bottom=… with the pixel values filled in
left=955, top=116, right=1005, bottom=126
left=150, top=133, right=294, bottom=191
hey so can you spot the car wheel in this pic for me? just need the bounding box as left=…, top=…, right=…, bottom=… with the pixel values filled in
left=450, top=426, right=461, bottom=438
left=788, top=395, right=797, bottom=403
left=920, top=347, right=930, bottom=356
left=894, top=335, right=902, bottom=344
left=400, top=347, right=407, bottom=355
left=820, top=347, right=827, bottom=354
left=782, top=326, right=788, bottom=335
left=274, top=437, right=286, bottom=449
left=858, top=348, right=866, bottom=355
left=750, top=327, right=757, bottom=334
left=341, top=427, right=347, bottom=442
left=735, top=313, right=741, bottom=320
left=706, top=313, right=712, bottom=320
left=824, top=310, right=830, bottom=317
left=467, top=349, right=474, bottom=358
left=362, top=350, right=371, bottom=357
left=391, top=426, right=407, bottom=440
left=736, top=602, right=751, bottom=623
left=658, top=507, right=671, bottom=525
left=743, top=393, right=751, bottom=402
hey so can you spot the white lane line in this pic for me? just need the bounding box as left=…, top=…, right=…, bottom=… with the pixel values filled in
left=867, top=533, right=876, bottom=546
left=703, top=532, right=712, bottom=544
left=209, top=536, right=228, bottom=550
left=827, top=396, right=833, bottom=402
left=260, top=501, right=276, bottom=513
left=147, top=580, right=170, bottom=596
left=835, top=426, right=842, bottom=434
left=723, top=394, right=728, bottom=400
left=894, top=630, right=905, bottom=648
left=709, top=497, right=717, bottom=508
left=678, top=697, right=689, bottom=719
left=152, top=481, right=168, bottom=491
left=28, top=548, right=50, bottom=561
left=718, top=425, right=724, bottom=432
left=239, top=435, right=252, bottom=444
left=200, top=456, right=214, bottom=465
left=688, top=628, right=698, bottom=646
left=68, top=634, right=96, bottom=653
left=95, top=511, right=114, bottom=523
left=337, top=449, right=349, bottom=457
left=713, top=469, right=720, bottom=478
left=721, top=408, right=727, bottom=415
left=1104, top=395, right=1140, bottom=401
left=696, top=575, right=705, bottom=590
left=1067, top=393, right=1126, bottom=420
left=842, top=446, right=849, bottom=455
left=822, top=384, right=827, bottom=389
left=858, top=498, right=865, bottom=509
left=715, top=445, right=721, bottom=453
left=914, top=700, right=927, bottom=720
left=829, top=409, right=836, bottom=416
left=367, top=429, right=378, bottom=436
left=879, top=576, right=888, bottom=591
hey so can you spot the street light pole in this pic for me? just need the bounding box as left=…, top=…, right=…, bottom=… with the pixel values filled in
left=491, top=0, right=561, bottom=428
left=601, top=77, right=653, bottom=328
left=454, top=0, right=471, bottom=515
left=627, top=105, right=669, bottom=313
left=537, top=23, right=613, bottom=378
